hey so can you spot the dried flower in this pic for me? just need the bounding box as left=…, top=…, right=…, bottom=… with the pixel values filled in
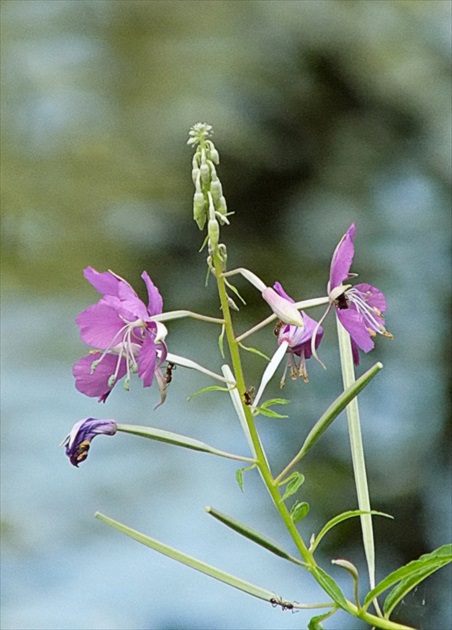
left=62, top=418, right=117, bottom=467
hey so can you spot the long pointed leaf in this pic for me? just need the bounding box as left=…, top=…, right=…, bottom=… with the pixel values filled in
left=206, top=506, right=306, bottom=566
left=363, top=544, right=452, bottom=610
left=116, top=424, right=254, bottom=462
left=383, top=563, right=449, bottom=617
left=310, top=566, right=349, bottom=610
left=275, top=362, right=383, bottom=483
left=310, top=510, right=393, bottom=553
left=96, top=512, right=285, bottom=603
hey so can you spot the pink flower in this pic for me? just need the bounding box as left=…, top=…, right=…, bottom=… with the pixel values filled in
left=273, top=282, right=323, bottom=382
left=328, top=224, right=392, bottom=364
left=73, top=268, right=167, bottom=402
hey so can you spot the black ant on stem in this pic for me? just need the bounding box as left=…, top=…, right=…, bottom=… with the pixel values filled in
left=269, top=596, right=298, bottom=612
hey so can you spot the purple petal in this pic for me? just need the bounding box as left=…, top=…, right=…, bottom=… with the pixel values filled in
left=137, top=335, right=157, bottom=387
left=73, top=353, right=127, bottom=401
left=63, top=417, right=117, bottom=467
left=354, top=283, right=387, bottom=314
left=76, top=303, right=125, bottom=349
left=350, top=339, right=361, bottom=366
left=142, top=272, right=163, bottom=317
left=281, top=312, right=324, bottom=358
left=83, top=267, right=124, bottom=297
left=84, top=267, right=150, bottom=322
left=336, top=307, right=375, bottom=353
left=273, top=282, right=294, bottom=303
left=330, top=224, right=356, bottom=291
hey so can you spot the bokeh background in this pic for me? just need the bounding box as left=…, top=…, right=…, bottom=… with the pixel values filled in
left=1, top=1, right=451, bottom=629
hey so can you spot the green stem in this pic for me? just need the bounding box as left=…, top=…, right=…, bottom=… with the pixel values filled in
left=211, top=248, right=314, bottom=567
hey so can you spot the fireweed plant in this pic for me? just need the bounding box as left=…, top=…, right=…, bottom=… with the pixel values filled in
left=63, top=124, right=451, bottom=629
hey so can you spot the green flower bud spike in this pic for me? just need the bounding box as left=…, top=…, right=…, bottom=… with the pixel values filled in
left=188, top=123, right=232, bottom=235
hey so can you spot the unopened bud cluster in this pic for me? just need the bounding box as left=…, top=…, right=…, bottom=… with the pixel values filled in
left=188, top=123, right=229, bottom=235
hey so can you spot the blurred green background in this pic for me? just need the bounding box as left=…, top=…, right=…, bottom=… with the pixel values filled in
left=1, top=1, right=451, bottom=629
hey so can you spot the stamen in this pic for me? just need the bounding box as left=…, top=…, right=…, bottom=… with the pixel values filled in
left=346, top=288, right=387, bottom=334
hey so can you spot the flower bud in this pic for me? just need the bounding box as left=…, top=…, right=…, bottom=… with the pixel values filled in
left=262, top=287, right=304, bottom=327
left=191, top=167, right=200, bottom=186
left=217, top=195, right=227, bottom=216
left=193, top=192, right=207, bottom=230
left=208, top=218, right=220, bottom=248
left=210, top=177, right=223, bottom=206
left=209, top=147, right=219, bottom=164
left=200, top=163, right=210, bottom=185
left=62, top=418, right=117, bottom=467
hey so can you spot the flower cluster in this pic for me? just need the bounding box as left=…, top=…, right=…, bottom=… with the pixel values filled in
left=63, top=224, right=391, bottom=465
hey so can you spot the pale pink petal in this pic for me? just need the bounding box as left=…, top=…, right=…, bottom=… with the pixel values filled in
left=354, top=283, right=387, bottom=313
left=137, top=335, right=157, bottom=387
left=336, top=307, right=375, bottom=353
left=76, top=304, right=125, bottom=348
left=83, top=267, right=123, bottom=297
left=330, top=224, right=356, bottom=290
left=142, top=271, right=163, bottom=317
left=72, top=353, right=127, bottom=401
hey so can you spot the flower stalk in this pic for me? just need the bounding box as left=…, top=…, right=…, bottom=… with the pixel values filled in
left=336, top=318, right=377, bottom=594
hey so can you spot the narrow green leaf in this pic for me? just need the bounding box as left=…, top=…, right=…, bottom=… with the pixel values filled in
left=260, top=398, right=291, bottom=408
left=310, top=566, right=349, bottom=610
left=274, top=362, right=383, bottom=486
left=308, top=607, right=339, bottom=630
left=235, top=463, right=256, bottom=492
left=308, top=617, right=326, bottom=630
left=236, top=467, right=245, bottom=492
left=206, top=506, right=306, bottom=566
left=363, top=544, right=452, bottom=610
left=116, top=424, right=254, bottom=463
left=96, top=512, right=281, bottom=604
left=310, top=510, right=393, bottom=553
left=297, top=362, right=382, bottom=461
left=279, top=472, right=305, bottom=502
left=238, top=342, right=270, bottom=362
left=383, top=563, right=448, bottom=618
left=254, top=407, right=288, bottom=419
left=187, top=384, right=231, bottom=400
left=224, top=278, right=247, bottom=305
left=290, top=501, right=310, bottom=524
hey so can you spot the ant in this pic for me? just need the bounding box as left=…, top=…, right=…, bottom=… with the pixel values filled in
left=269, top=596, right=296, bottom=612
left=273, top=320, right=284, bottom=336
left=164, top=362, right=176, bottom=384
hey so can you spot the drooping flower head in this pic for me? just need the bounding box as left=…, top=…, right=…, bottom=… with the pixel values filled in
left=73, top=268, right=168, bottom=402
left=273, top=282, right=323, bottom=383
left=328, top=224, right=392, bottom=364
left=62, top=418, right=117, bottom=467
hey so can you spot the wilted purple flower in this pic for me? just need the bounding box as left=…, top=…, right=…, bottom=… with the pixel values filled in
left=73, top=267, right=168, bottom=402
left=273, top=282, right=323, bottom=383
left=328, top=224, right=392, bottom=364
left=62, top=418, right=117, bottom=467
